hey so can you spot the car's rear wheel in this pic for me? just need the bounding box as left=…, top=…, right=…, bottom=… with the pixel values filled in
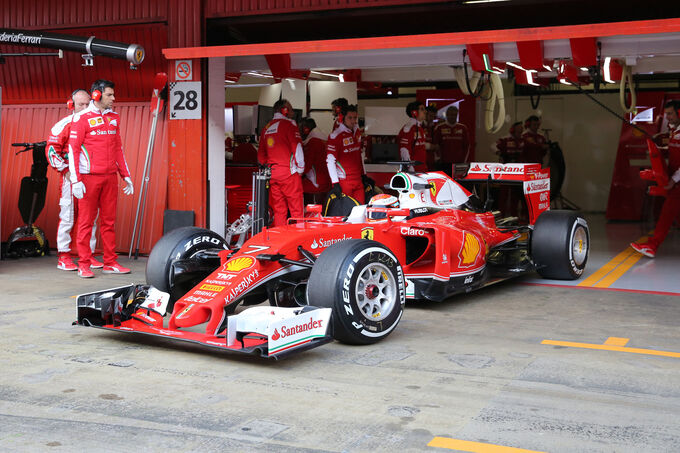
left=531, top=210, right=589, bottom=280
left=306, top=239, right=405, bottom=344
left=146, top=227, right=228, bottom=307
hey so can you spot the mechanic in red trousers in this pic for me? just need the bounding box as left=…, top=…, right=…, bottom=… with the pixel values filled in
left=521, top=115, right=548, bottom=165
left=433, top=105, right=470, bottom=175
left=631, top=100, right=680, bottom=258
left=68, top=80, right=134, bottom=278
left=300, top=117, right=330, bottom=204
left=257, top=99, right=305, bottom=227
left=398, top=101, right=428, bottom=172
left=46, top=89, right=103, bottom=271
left=327, top=104, right=370, bottom=204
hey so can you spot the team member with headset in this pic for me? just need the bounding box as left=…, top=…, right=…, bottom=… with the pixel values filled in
left=326, top=104, right=371, bottom=204
left=68, top=79, right=134, bottom=278
left=257, top=99, right=305, bottom=227
left=46, top=89, right=103, bottom=271
left=331, top=97, right=349, bottom=132
left=398, top=101, right=428, bottom=172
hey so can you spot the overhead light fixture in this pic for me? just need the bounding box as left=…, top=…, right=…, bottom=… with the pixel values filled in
left=526, top=71, right=540, bottom=87
left=310, top=70, right=342, bottom=79
left=580, top=67, right=589, bottom=71
left=247, top=71, right=274, bottom=78
left=338, top=73, right=345, bottom=83
left=603, top=57, right=623, bottom=83
left=386, top=89, right=393, bottom=95
left=225, top=79, right=236, bottom=84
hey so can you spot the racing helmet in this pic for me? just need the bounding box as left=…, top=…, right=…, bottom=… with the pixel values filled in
left=366, top=194, right=399, bottom=221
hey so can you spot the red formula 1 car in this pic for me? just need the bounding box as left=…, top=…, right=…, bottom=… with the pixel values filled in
left=76, top=162, right=589, bottom=359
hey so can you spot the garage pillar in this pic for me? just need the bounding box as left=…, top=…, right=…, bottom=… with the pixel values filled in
left=208, top=57, right=226, bottom=236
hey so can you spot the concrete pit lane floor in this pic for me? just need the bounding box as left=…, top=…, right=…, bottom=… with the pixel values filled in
left=1, top=214, right=679, bottom=452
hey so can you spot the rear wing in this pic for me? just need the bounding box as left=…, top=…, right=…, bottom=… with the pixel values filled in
left=455, top=162, right=551, bottom=225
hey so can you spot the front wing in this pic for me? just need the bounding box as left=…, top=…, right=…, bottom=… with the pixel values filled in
left=75, top=285, right=332, bottom=359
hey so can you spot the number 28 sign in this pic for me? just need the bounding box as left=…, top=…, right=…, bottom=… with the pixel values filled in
left=169, top=81, right=202, bottom=120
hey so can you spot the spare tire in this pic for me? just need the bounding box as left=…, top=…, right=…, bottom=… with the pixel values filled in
left=307, top=239, right=405, bottom=345
left=531, top=210, right=589, bottom=280
left=146, top=227, right=228, bottom=297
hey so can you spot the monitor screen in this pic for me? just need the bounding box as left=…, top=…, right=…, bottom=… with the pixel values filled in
left=371, top=143, right=399, bottom=163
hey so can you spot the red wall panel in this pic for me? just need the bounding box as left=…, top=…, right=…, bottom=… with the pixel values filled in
left=1, top=102, right=167, bottom=255
left=0, top=23, right=168, bottom=104
left=0, top=0, right=167, bottom=30
left=206, top=0, right=451, bottom=17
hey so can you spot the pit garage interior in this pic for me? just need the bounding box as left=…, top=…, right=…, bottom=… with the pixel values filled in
left=1, top=2, right=680, bottom=452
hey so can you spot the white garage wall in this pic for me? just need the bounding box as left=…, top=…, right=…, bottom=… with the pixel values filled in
left=475, top=89, right=622, bottom=213
left=224, top=84, right=622, bottom=212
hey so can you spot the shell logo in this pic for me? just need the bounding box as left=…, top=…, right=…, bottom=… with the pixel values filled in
left=267, top=137, right=275, bottom=147
left=222, top=256, right=255, bottom=273
left=458, top=233, right=481, bottom=267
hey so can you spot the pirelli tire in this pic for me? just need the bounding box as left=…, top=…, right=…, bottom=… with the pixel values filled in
left=531, top=210, right=589, bottom=280
left=306, top=239, right=405, bottom=345
left=146, top=227, right=228, bottom=294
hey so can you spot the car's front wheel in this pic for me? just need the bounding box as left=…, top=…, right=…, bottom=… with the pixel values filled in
left=306, top=239, right=405, bottom=344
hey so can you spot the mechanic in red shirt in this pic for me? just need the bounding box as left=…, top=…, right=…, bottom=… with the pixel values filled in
left=398, top=101, right=427, bottom=173
left=496, top=121, right=526, bottom=217
left=46, top=89, right=104, bottom=271
left=496, top=121, right=524, bottom=163
left=433, top=106, right=470, bottom=175
left=327, top=104, right=368, bottom=203
left=521, top=115, right=548, bottom=165
left=68, top=79, right=134, bottom=278
left=258, top=99, right=305, bottom=227
left=331, top=97, right=349, bottom=132
left=631, top=100, right=680, bottom=258
left=300, top=117, right=330, bottom=203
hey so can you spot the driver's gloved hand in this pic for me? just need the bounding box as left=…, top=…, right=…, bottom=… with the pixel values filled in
left=361, top=174, right=375, bottom=187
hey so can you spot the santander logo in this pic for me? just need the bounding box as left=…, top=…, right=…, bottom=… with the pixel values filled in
left=272, top=329, right=281, bottom=340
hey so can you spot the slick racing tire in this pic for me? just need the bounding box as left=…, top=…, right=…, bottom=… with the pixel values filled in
left=146, top=227, right=228, bottom=300
left=531, top=210, right=589, bottom=280
left=307, top=239, right=405, bottom=345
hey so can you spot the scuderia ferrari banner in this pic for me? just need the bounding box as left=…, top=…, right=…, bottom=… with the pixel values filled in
left=0, top=28, right=144, bottom=65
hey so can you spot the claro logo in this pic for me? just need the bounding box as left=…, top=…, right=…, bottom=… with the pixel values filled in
left=400, top=226, right=426, bottom=237
left=271, top=317, right=324, bottom=340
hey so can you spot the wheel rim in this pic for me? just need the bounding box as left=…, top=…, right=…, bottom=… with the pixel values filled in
left=355, top=262, right=397, bottom=322
left=572, top=226, right=588, bottom=266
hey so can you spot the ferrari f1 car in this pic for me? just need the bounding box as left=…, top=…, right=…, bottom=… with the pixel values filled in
left=75, top=162, right=589, bottom=359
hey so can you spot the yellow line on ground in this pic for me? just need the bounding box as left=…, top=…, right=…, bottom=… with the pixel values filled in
left=578, top=231, right=653, bottom=288
left=542, top=339, right=680, bottom=358
left=603, top=337, right=630, bottom=346
left=577, top=247, right=634, bottom=287
left=592, top=252, right=643, bottom=288
left=428, top=437, right=546, bottom=453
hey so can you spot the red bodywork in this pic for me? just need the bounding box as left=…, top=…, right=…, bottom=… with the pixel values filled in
left=171, top=163, right=551, bottom=336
